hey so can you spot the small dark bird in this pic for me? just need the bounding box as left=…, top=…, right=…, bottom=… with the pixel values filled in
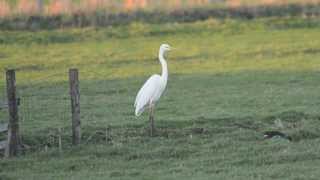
left=190, top=127, right=205, bottom=134
left=263, top=131, right=292, bottom=141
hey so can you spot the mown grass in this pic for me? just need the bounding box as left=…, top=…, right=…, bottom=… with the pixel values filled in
left=0, top=17, right=320, bottom=179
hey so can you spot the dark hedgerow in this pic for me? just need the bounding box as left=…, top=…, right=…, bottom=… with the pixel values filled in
left=1, top=3, right=320, bottom=31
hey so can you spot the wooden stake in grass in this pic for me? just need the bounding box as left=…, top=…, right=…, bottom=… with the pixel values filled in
left=106, top=125, right=112, bottom=144
left=5, top=69, right=21, bottom=158
left=58, top=128, right=62, bottom=153
left=69, top=69, right=81, bottom=145
left=44, top=145, right=48, bottom=153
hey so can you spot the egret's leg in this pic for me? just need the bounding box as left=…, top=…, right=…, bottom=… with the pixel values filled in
left=149, top=103, right=155, bottom=137
left=148, top=103, right=152, bottom=136
left=151, top=104, right=156, bottom=136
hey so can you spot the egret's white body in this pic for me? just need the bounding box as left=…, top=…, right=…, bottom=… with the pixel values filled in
left=134, top=44, right=170, bottom=116
left=134, top=44, right=171, bottom=136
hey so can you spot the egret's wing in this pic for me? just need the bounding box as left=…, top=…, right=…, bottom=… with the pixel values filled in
left=134, top=74, right=161, bottom=116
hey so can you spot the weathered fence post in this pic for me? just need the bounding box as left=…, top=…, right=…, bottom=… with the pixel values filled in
left=58, top=128, right=62, bottom=153
left=5, top=69, right=20, bottom=157
left=69, top=69, right=81, bottom=145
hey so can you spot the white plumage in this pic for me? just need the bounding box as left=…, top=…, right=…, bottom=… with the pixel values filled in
left=134, top=74, right=162, bottom=116
left=134, top=44, right=171, bottom=117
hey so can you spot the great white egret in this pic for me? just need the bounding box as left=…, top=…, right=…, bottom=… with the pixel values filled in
left=134, top=44, right=171, bottom=136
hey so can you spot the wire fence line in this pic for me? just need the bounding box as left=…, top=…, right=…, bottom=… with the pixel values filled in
left=0, top=67, right=116, bottom=126
left=0, top=67, right=124, bottom=155
left=16, top=72, right=71, bottom=149
left=16, top=68, right=110, bottom=146
left=0, top=84, right=8, bottom=125
left=0, top=83, right=8, bottom=152
left=0, top=70, right=71, bottom=153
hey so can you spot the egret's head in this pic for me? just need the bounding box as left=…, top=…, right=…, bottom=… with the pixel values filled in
left=160, top=44, right=171, bottom=52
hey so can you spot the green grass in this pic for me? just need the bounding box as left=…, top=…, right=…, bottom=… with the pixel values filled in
left=0, top=17, right=320, bottom=179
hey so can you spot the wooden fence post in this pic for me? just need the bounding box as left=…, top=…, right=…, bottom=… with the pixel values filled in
left=5, top=69, right=20, bottom=157
left=58, top=128, right=62, bottom=153
left=69, top=69, right=81, bottom=145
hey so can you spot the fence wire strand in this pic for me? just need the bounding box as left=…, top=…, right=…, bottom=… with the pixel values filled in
left=16, top=71, right=71, bottom=143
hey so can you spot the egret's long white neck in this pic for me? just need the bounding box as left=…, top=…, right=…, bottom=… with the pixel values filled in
left=159, top=49, right=168, bottom=83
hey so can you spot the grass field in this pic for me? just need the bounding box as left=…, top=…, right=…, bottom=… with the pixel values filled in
left=0, top=17, right=320, bottom=179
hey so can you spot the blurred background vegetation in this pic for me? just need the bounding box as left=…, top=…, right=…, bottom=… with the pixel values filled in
left=1, top=0, right=320, bottom=30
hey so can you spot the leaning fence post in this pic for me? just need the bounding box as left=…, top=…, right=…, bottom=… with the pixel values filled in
left=5, top=69, right=20, bottom=157
left=69, top=69, right=81, bottom=145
